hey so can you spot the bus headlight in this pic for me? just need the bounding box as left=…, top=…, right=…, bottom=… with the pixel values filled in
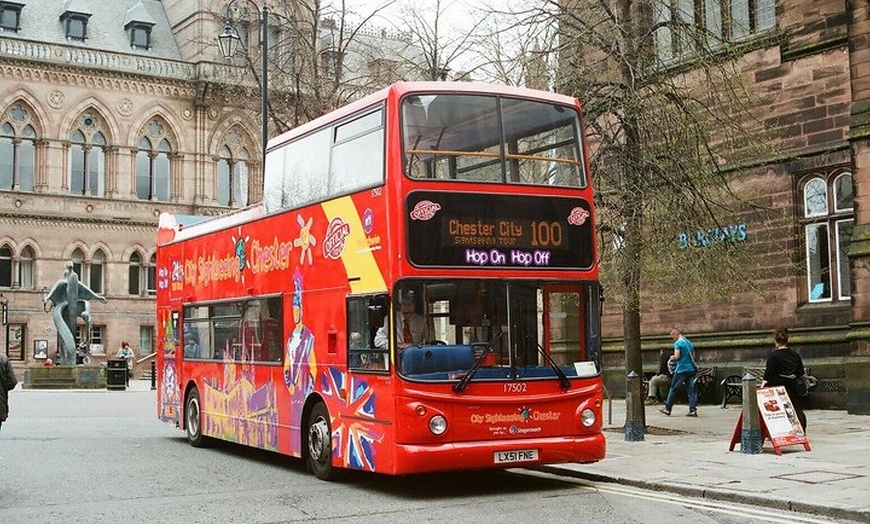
left=429, top=415, right=447, bottom=435
left=580, top=408, right=596, bottom=427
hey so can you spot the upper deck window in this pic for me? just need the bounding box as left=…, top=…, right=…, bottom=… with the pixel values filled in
left=263, top=105, right=384, bottom=214
left=402, top=94, right=586, bottom=188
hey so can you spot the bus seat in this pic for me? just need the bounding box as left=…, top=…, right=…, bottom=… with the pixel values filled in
left=401, top=345, right=475, bottom=375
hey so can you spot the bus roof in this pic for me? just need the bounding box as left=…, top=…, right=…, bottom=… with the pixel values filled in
left=158, top=204, right=265, bottom=244
left=265, top=81, right=580, bottom=151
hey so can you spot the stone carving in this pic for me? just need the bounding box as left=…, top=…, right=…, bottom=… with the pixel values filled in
left=116, top=97, right=134, bottom=116
left=43, top=262, right=107, bottom=366
left=48, top=89, right=65, bottom=109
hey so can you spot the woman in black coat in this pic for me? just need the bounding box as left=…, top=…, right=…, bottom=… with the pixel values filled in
left=762, top=326, right=808, bottom=430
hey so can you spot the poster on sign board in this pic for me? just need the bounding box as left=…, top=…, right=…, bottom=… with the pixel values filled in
left=756, top=386, right=807, bottom=448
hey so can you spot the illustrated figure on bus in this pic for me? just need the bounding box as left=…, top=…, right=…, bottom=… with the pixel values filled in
left=374, top=290, right=427, bottom=349
left=284, top=270, right=316, bottom=453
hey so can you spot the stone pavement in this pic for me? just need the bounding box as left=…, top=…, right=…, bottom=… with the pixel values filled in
left=541, top=399, right=870, bottom=523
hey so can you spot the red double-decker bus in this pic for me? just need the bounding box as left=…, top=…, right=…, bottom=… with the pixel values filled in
left=155, top=81, right=605, bottom=479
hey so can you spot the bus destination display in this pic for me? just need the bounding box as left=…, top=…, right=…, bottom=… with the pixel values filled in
left=406, top=191, right=593, bottom=269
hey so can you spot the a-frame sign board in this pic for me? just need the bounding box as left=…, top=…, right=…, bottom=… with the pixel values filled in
left=728, top=386, right=811, bottom=455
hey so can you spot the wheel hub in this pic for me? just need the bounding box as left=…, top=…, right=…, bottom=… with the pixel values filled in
left=308, top=416, right=329, bottom=462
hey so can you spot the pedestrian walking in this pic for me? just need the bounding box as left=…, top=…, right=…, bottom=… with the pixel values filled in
left=0, top=352, right=19, bottom=432
left=660, top=327, right=699, bottom=417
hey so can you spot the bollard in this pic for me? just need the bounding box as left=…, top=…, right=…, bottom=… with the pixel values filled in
left=625, top=371, right=645, bottom=441
left=740, top=372, right=762, bottom=454
left=150, top=359, right=156, bottom=390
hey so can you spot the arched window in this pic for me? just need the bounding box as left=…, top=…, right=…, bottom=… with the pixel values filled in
left=90, top=249, right=105, bottom=294
left=0, top=103, right=37, bottom=192
left=0, top=243, right=12, bottom=287
left=19, top=245, right=34, bottom=290
left=68, top=112, right=106, bottom=196
left=71, top=247, right=85, bottom=280
left=802, top=171, right=853, bottom=302
left=146, top=253, right=157, bottom=296
left=136, top=119, right=173, bottom=201
left=216, top=142, right=249, bottom=207
left=128, top=252, right=142, bottom=295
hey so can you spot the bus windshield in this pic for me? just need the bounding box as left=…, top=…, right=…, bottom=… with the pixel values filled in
left=389, top=279, right=599, bottom=383
left=402, top=94, right=586, bottom=187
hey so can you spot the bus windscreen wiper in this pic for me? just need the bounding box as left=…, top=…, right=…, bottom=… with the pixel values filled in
left=536, top=342, right=571, bottom=390
left=453, top=332, right=505, bottom=393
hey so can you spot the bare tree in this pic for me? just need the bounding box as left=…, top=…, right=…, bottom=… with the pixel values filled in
left=217, top=0, right=414, bottom=134
left=470, top=2, right=559, bottom=88
left=388, top=0, right=481, bottom=81
left=483, top=1, right=782, bottom=402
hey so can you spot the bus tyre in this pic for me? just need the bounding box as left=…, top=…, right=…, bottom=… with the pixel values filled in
left=306, top=402, right=337, bottom=480
left=185, top=388, right=207, bottom=448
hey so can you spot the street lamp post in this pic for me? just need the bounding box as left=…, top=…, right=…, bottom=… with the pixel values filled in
left=0, top=293, right=8, bottom=357
left=217, top=1, right=269, bottom=169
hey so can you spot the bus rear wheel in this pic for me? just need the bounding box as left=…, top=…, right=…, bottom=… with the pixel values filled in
left=185, top=388, right=207, bottom=448
left=306, top=402, right=337, bottom=480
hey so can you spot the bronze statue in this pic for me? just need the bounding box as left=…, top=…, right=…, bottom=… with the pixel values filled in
left=43, top=261, right=107, bottom=366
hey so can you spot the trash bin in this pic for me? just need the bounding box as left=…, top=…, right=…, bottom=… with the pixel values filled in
left=107, top=359, right=127, bottom=390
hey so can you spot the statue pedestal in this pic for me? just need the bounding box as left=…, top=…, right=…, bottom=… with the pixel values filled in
left=23, top=366, right=107, bottom=389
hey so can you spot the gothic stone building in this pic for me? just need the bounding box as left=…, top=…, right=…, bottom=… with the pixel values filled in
left=0, top=0, right=420, bottom=375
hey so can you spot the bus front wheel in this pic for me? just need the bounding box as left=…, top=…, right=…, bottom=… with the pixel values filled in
left=306, top=402, right=336, bottom=480
left=185, top=388, right=207, bottom=448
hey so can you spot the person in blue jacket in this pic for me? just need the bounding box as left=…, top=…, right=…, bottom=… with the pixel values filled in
left=660, top=327, right=698, bottom=417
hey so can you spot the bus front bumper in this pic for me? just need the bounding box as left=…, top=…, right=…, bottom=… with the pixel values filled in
left=390, top=434, right=606, bottom=475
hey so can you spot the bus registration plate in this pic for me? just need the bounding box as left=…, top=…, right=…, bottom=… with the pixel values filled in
left=493, top=449, right=539, bottom=464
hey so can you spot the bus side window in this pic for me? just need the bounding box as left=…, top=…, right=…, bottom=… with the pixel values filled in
left=347, top=294, right=389, bottom=372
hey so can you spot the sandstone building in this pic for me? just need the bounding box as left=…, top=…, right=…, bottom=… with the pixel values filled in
left=558, top=1, right=870, bottom=411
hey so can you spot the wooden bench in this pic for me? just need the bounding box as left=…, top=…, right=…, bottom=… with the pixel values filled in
left=720, top=368, right=763, bottom=407
left=720, top=367, right=811, bottom=407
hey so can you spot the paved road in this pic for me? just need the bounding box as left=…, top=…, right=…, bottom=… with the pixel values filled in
left=0, top=384, right=852, bottom=523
